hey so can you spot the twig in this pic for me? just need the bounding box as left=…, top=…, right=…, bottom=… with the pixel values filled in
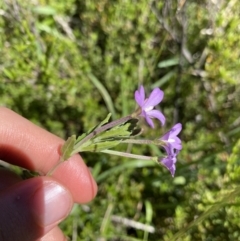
left=111, top=215, right=155, bottom=233
left=54, top=15, right=76, bottom=41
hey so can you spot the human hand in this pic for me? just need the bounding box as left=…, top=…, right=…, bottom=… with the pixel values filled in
left=0, top=107, right=98, bottom=241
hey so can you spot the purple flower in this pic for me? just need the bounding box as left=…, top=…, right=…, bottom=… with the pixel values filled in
left=160, top=147, right=179, bottom=177
left=134, top=85, right=165, bottom=128
left=160, top=123, right=182, bottom=150
left=159, top=123, right=182, bottom=177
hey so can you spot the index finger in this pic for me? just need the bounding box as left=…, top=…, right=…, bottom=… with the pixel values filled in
left=0, top=107, right=97, bottom=203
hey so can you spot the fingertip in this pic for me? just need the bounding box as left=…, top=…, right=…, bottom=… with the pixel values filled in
left=51, top=154, right=98, bottom=203
left=0, top=177, right=73, bottom=241
left=0, top=167, right=22, bottom=191
left=36, top=226, right=67, bottom=241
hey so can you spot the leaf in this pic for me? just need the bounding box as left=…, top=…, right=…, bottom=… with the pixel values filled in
left=3, top=69, right=14, bottom=79
left=75, top=113, right=112, bottom=144
left=21, top=170, right=40, bottom=179
left=158, top=57, right=179, bottom=68
left=74, top=116, right=138, bottom=154
left=151, top=70, right=176, bottom=88
left=33, top=6, right=57, bottom=15
left=96, top=160, right=156, bottom=182
left=61, top=135, right=76, bottom=161
left=98, top=113, right=112, bottom=128
left=86, top=113, right=112, bottom=134
left=145, top=200, right=153, bottom=223
left=79, top=140, right=121, bottom=152
left=92, top=162, right=102, bottom=179
left=127, top=118, right=141, bottom=136
left=93, top=119, right=139, bottom=142
left=88, top=73, right=116, bottom=118
left=94, top=124, right=131, bottom=141
left=75, top=133, right=87, bottom=143
left=170, top=186, right=240, bottom=241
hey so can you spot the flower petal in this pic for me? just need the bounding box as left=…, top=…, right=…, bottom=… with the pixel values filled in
left=161, top=157, right=173, bottom=168
left=143, top=111, right=154, bottom=128
left=169, top=123, right=182, bottom=137
left=147, top=109, right=165, bottom=126
left=171, top=137, right=182, bottom=150
left=143, top=88, right=164, bottom=108
left=160, top=123, right=182, bottom=149
left=163, top=145, right=174, bottom=156
left=161, top=157, right=176, bottom=177
left=134, top=85, right=145, bottom=107
left=160, top=132, right=170, bottom=141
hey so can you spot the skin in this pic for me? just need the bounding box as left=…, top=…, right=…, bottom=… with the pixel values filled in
left=0, top=107, right=98, bottom=241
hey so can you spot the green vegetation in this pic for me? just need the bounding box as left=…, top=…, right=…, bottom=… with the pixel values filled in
left=1, top=0, right=240, bottom=240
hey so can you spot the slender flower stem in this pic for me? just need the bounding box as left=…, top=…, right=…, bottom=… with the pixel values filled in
left=101, top=149, right=158, bottom=162
left=46, top=156, right=64, bottom=176
left=121, top=139, right=166, bottom=146
left=121, top=139, right=153, bottom=145
left=74, top=115, right=133, bottom=149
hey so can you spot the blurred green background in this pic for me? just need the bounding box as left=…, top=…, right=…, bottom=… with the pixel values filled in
left=1, top=0, right=240, bottom=240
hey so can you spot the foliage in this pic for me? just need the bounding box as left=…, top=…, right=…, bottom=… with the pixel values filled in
left=1, top=0, right=240, bottom=240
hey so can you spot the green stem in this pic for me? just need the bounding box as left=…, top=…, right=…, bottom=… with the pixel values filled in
left=46, top=156, right=64, bottom=176
left=101, top=149, right=158, bottom=162
left=121, top=139, right=166, bottom=146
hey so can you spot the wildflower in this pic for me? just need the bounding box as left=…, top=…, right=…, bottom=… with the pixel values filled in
left=159, top=123, right=182, bottom=177
left=134, top=85, right=165, bottom=128
left=160, top=147, right=179, bottom=177
left=160, top=123, right=182, bottom=150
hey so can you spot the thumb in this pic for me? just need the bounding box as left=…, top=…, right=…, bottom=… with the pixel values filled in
left=0, top=176, right=73, bottom=241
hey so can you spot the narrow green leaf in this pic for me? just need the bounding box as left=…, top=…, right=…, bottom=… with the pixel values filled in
left=170, top=186, right=240, bottom=241
left=94, top=125, right=131, bottom=141
left=98, top=113, right=112, bottom=127
left=75, top=113, right=112, bottom=144
left=145, top=200, right=153, bottom=224
left=75, top=133, right=87, bottom=143
left=3, top=69, right=14, bottom=79
left=96, top=160, right=156, bottom=182
left=86, top=113, right=112, bottom=134
left=144, top=200, right=153, bottom=240
left=33, top=6, right=57, bottom=15
left=93, top=119, right=139, bottom=142
left=92, top=162, right=102, bottom=179
left=151, top=70, right=176, bottom=88
left=21, top=170, right=40, bottom=179
left=61, top=135, right=76, bottom=161
left=158, top=57, right=179, bottom=68
left=88, top=73, right=116, bottom=118
left=78, top=140, right=121, bottom=152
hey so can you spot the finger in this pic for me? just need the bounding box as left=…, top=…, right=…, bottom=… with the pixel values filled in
left=0, top=167, right=22, bottom=192
left=0, top=177, right=72, bottom=241
left=0, top=107, right=97, bottom=203
left=36, top=226, right=67, bottom=241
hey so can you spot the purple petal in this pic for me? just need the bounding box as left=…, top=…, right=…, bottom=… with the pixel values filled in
left=160, top=123, right=182, bottom=148
left=171, top=137, right=182, bottom=150
left=134, top=85, right=145, bottom=107
left=147, top=109, right=165, bottom=126
left=170, top=166, right=176, bottom=177
left=164, top=137, right=182, bottom=150
left=160, top=132, right=170, bottom=141
left=161, top=157, right=173, bottom=168
left=162, top=123, right=182, bottom=140
left=161, top=147, right=180, bottom=177
left=143, top=111, right=154, bottom=128
left=161, top=157, right=176, bottom=177
left=169, top=123, right=182, bottom=137
left=143, top=88, right=164, bottom=108
left=163, top=145, right=174, bottom=156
